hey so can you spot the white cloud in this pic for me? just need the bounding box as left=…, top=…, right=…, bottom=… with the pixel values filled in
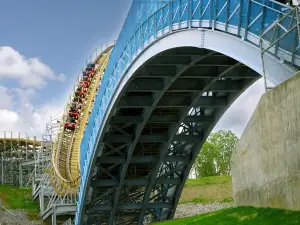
left=0, top=46, right=65, bottom=88
left=213, top=78, right=265, bottom=137
left=0, top=88, right=65, bottom=138
left=0, top=45, right=67, bottom=138
left=0, top=109, right=20, bottom=124
left=0, top=86, right=14, bottom=109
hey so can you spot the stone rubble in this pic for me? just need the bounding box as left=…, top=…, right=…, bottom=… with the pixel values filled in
left=0, top=203, right=233, bottom=224
left=174, top=202, right=233, bottom=219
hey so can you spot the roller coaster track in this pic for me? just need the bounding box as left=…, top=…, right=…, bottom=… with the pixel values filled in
left=0, top=138, right=41, bottom=149
left=0, top=132, right=45, bottom=188
left=50, top=46, right=113, bottom=194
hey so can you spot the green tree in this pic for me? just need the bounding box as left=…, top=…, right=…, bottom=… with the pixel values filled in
left=193, top=130, right=239, bottom=178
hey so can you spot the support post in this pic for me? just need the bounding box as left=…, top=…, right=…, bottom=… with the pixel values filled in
left=260, top=40, right=268, bottom=93
left=1, top=152, right=3, bottom=185
left=52, top=206, right=57, bottom=225
left=19, top=163, right=23, bottom=188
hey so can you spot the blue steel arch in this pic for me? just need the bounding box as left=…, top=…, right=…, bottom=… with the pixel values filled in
left=75, top=0, right=300, bottom=224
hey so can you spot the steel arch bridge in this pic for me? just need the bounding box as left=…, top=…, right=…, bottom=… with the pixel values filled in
left=43, top=0, right=300, bottom=224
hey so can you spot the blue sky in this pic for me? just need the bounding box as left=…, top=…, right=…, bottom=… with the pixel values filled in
left=0, top=0, right=132, bottom=136
left=0, top=0, right=131, bottom=103
left=0, top=0, right=265, bottom=138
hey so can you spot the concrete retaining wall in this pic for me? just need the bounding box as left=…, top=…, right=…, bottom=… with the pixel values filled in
left=231, top=72, right=300, bottom=210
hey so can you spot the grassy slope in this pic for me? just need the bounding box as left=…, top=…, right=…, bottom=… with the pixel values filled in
left=0, top=185, right=40, bottom=220
left=153, top=206, right=300, bottom=225
left=179, top=175, right=232, bottom=204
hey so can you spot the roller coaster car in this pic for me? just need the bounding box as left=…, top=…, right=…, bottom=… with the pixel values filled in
left=80, top=81, right=89, bottom=88
left=64, top=121, right=76, bottom=130
left=87, top=63, right=95, bottom=69
left=69, top=111, right=79, bottom=119
left=75, top=91, right=85, bottom=98
left=87, top=70, right=94, bottom=76
left=71, top=102, right=82, bottom=109
left=70, top=103, right=81, bottom=113
left=76, top=86, right=87, bottom=93
left=73, top=97, right=83, bottom=103
left=82, top=76, right=91, bottom=82
left=86, top=65, right=95, bottom=73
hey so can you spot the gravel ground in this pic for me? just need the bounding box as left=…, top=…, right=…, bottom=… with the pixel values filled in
left=0, top=209, right=43, bottom=225
left=174, top=202, right=233, bottom=219
left=0, top=203, right=232, bottom=224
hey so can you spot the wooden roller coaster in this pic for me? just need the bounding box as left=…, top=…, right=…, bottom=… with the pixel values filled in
left=50, top=46, right=113, bottom=194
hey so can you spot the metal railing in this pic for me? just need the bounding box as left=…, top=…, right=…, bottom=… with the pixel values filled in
left=260, top=6, right=300, bottom=91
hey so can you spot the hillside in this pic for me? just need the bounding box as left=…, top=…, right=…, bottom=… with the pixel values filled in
left=179, top=175, right=232, bottom=204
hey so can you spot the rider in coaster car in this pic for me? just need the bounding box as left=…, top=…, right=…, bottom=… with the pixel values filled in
left=68, top=115, right=76, bottom=123
left=87, top=63, right=95, bottom=69
left=86, top=63, right=95, bottom=74
left=81, top=81, right=89, bottom=88
left=73, top=96, right=82, bottom=103
left=75, top=90, right=85, bottom=98
left=69, top=111, right=79, bottom=120
left=82, top=76, right=91, bottom=83
left=87, top=69, right=94, bottom=77
left=70, top=102, right=81, bottom=113
left=65, top=119, right=76, bottom=130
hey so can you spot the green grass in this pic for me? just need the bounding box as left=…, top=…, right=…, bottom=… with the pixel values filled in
left=0, top=185, right=40, bottom=220
left=179, top=176, right=232, bottom=204
left=152, top=206, right=300, bottom=225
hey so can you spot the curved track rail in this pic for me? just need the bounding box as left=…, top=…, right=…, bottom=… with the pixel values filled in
left=50, top=46, right=113, bottom=194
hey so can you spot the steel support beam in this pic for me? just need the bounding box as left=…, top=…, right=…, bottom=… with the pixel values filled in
left=97, top=155, right=189, bottom=164
left=104, top=134, right=208, bottom=143
left=110, top=115, right=215, bottom=124
left=88, top=203, right=172, bottom=212
left=106, top=51, right=216, bottom=225
left=137, top=62, right=242, bottom=223
left=91, top=178, right=182, bottom=187
left=118, top=95, right=227, bottom=108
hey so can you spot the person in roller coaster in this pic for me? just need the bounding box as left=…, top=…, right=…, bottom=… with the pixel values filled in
left=69, top=111, right=79, bottom=120
left=86, top=63, right=95, bottom=77
left=65, top=116, right=76, bottom=130
left=70, top=102, right=81, bottom=112
left=65, top=64, right=96, bottom=131
left=65, top=100, right=82, bottom=130
left=73, top=96, right=83, bottom=104
left=75, top=85, right=86, bottom=98
left=81, top=76, right=91, bottom=88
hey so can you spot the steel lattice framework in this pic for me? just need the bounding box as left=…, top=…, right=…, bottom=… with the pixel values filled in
left=0, top=131, right=44, bottom=187
left=82, top=48, right=261, bottom=225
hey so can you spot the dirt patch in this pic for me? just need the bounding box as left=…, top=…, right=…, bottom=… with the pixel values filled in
left=0, top=209, right=43, bottom=225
